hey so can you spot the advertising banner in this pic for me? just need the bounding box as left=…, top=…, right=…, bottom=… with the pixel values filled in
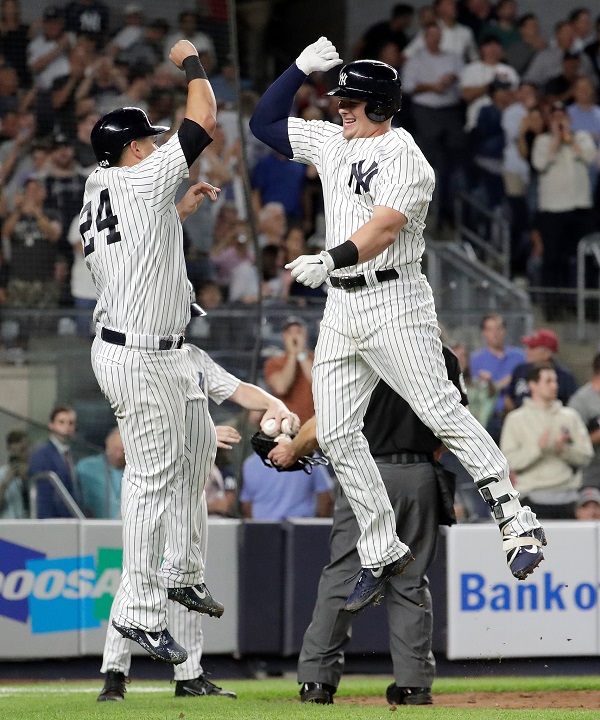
left=0, top=520, right=82, bottom=658
left=447, top=522, right=599, bottom=659
left=0, top=519, right=240, bottom=659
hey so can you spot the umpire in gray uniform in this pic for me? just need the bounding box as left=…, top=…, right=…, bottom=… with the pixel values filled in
left=270, top=346, right=465, bottom=706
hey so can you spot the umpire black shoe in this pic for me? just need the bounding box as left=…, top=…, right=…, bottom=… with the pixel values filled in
left=386, top=683, right=432, bottom=706
left=167, top=583, right=224, bottom=618
left=97, top=670, right=129, bottom=702
left=175, top=675, right=237, bottom=698
left=112, top=621, right=188, bottom=664
left=299, top=682, right=335, bottom=704
left=343, top=552, right=414, bottom=614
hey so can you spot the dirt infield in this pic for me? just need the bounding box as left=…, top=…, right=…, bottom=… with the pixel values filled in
left=337, top=690, right=600, bottom=709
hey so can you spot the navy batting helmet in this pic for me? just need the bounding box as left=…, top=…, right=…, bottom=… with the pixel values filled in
left=327, top=60, right=402, bottom=122
left=91, top=107, right=169, bottom=168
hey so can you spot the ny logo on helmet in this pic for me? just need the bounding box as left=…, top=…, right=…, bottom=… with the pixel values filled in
left=339, top=72, right=348, bottom=86
left=348, top=160, right=379, bottom=195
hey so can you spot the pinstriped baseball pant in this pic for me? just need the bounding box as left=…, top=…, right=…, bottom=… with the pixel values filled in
left=101, top=496, right=209, bottom=680
left=92, top=338, right=217, bottom=632
left=313, top=263, right=510, bottom=568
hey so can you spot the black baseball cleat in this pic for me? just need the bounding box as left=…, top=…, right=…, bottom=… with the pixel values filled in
left=175, top=675, right=237, bottom=698
left=97, top=670, right=129, bottom=702
left=167, top=583, right=224, bottom=618
left=299, top=682, right=335, bottom=704
left=503, top=526, right=547, bottom=580
left=112, top=621, right=188, bottom=664
left=343, top=552, right=414, bottom=614
left=386, top=683, right=432, bottom=706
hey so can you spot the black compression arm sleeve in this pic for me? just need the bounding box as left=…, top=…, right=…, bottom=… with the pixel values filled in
left=178, top=118, right=213, bottom=167
left=248, top=63, right=307, bottom=158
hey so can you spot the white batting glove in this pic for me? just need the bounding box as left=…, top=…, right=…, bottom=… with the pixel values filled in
left=295, top=36, right=342, bottom=75
left=286, top=251, right=334, bottom=288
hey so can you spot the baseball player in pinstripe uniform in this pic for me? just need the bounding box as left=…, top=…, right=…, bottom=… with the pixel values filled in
left=98, top=344, right=297, bottom=700
left=250, top=37, right=546, bottom=613
left=82, top=39, right=230, bottom=663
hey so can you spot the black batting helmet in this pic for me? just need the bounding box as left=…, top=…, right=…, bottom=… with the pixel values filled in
left=327, top=60, right=402, bottom=122
left=91, top=107, right=169, bottom=168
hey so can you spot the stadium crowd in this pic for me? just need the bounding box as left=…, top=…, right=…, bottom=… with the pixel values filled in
left=4, top=308, right=600, bottom=523
left=1, top=1, right=600, bottom=523
left=0, top=1, right=600, bottom=311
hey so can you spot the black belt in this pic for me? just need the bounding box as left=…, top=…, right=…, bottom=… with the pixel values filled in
left=101, top=327, right=184, bottom=350
left=373, top=452, right=432, bottom=465
left=330, top=268, right=399, bottom=290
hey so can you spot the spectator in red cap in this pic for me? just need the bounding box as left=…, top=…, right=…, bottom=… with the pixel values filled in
left=506, top=328, right=578, bottom=411
left=568, top=352, right=600, bottom=491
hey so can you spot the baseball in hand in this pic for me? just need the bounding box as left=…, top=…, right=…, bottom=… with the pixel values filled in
left=281, top=417, right=298, bottom=436
left=274, top=433, right=292, bottom=443
left=262, top=418, right=279, bottom=438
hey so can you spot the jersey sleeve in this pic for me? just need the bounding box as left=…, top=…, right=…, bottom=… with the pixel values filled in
left=126, top=132, right=189, bottom=212
left=188, top=345, right=240, bottom=403
left=203, top=352, right=241, bottom=404
left=287, top=117, right=339, bottom=171
left=373, top=141, right=434, bottom=222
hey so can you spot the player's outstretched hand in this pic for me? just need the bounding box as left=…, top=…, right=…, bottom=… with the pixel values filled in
left=286, top=251, right=334, bottom=288
left=215, top=425, right=241, bottom=450
left=177, top=182, right=220, bottom=221
left=295, top=36, right=342, bottom=76
left=169, top=39, right=198, bottom=69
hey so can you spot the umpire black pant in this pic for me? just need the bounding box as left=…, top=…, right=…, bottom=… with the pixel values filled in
left=297, top=459, right=440, bottom=689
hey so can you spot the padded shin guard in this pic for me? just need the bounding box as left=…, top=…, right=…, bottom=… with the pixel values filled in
left=475, top=476, right=522, bottom=528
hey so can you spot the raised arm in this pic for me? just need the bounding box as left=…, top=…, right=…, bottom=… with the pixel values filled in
left=249, top=37, right=342, bottom=158
left=169, top=39, right=217, bottom=167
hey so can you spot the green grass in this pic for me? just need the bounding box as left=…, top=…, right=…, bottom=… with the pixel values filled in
left=1, top=676, right=599, bottom=720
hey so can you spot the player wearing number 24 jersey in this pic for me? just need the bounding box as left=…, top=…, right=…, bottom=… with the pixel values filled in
left=81, top=40, right=225, bottom=664
left=82, top=131, right=195, bottom=337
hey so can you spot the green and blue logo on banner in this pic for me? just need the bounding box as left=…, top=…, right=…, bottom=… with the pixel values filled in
left=0, top=539, right=122, bottom=633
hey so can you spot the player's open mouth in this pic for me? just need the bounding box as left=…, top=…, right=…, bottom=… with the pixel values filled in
left=343, top=119, right=356, bottom=125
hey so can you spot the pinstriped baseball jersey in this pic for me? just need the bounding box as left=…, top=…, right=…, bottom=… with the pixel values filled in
left=282, top=113, right=535, bottom=570
left=81, top=132, right=192, bottom=336
left=287, top=119, right=435, bottom=272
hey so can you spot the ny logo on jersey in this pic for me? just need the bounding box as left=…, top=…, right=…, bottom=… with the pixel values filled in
left=339, top=72, right=348, bottom=86
left=348, top=160, right=379, bottom=195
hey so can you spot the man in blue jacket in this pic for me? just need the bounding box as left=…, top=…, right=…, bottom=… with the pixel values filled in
left=29, top=404, right=81, bottom=517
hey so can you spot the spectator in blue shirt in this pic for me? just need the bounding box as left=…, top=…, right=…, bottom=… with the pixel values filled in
left=76, top=426, right=125, bottom=518
left=506, top=328, right=578, bottom=410
left=252, top=150, right=307, bottom=221
left=29, top=404, right=81, bottom=518
left=568, top=77, right=600, bottom=144
left=470, top=313, right=525, bottom=442
left=239, top=451, right=333, bottom=520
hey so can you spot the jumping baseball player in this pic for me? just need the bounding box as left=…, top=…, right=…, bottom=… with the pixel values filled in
left=98, top=344, right=297, bottom=700
left=82, top=39, right=227, bottom=663
left=250, top=37, right=546, bottom=613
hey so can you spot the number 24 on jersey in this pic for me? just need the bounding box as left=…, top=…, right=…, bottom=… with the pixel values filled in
left=79, top=188, right=121, bottom=257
